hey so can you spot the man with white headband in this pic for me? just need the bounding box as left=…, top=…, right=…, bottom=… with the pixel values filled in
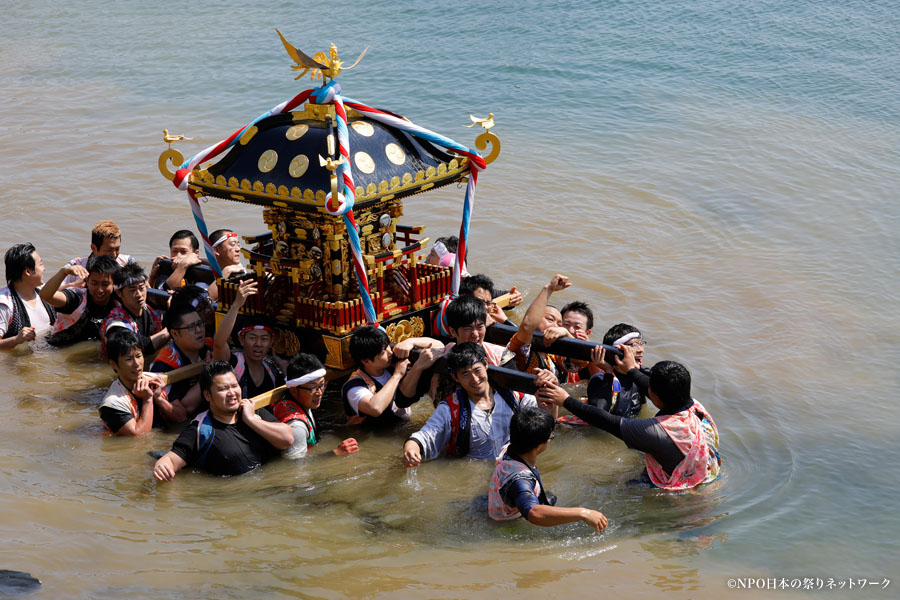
left=271, top=353, right=358, bottom=459
left=209, top=228, right=245, bottom=279
left=213, top=278, right=285, bottom=399
left=100, top=262, right=168, bottom=358
left=594, top=323, right=649, bottom=418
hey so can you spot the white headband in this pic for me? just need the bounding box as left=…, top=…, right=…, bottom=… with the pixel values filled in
left=432, top=241, right=449, bottom=258
left=115, top=276, right=147, bottom=290
left=212, top=232, right=238, bottom=247
left=613, top=332, right=641, bottom=346
left=286, top=369, right=327, bottom=388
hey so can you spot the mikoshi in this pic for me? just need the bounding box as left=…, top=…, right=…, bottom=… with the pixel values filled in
left=158, top=32, right=500, bottom=370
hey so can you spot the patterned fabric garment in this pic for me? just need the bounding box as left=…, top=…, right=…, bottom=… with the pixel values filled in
left=645, top=399, right=721, bottom=490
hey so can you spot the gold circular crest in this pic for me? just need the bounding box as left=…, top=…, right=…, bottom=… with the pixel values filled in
left=354, top=151, right=376, bottom=174
left=288, top=155, right=309, bottom=178
left=258, top=150, right=278, bottom=173
left=285, top=125, right=309, bottom=140
left=385, top=143, right=406, bottom=165
left=351, top=121, right=375, bottom=136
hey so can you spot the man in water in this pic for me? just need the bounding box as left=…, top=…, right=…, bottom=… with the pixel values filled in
left=0, top=242, right=56, bottom=349
left=149, top=230, right=206, bottom=292
left=40, top=255, right=119, bottom=346
left=458, top=273, right=520, bottom=326
left=100, top=263, right=168, bottom=358
left=340, top=325, right=441, bottom=426
left=271, top=353, right=358, bottom=459
left=209, top=228, right=245, bottom=279
left=506, top=273, right=573, bottom=376
left=153, top=361, right=294, bottom=480
left=99, top=329, right=164, bottom=436
left=149, top=303, right=214, bottom=425
left=488, top=405, right=608, bottom=532
left=598, top=323, right=649, bottom=418
left=536, top=346, right=721, bottom=490
left=61, top=220, right=132, bottom=288
left=213, top=278, right=284, bottom=399
left=402, top=343, right=552, bottom=466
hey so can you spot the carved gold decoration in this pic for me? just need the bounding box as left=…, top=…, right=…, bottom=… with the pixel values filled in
left=390, top=175, right=400, bottom=188
left=240, top=126, right=259, bottom=145
left=366, top=182, right=377, bottom=195
left=276, top=30, right=370, bottom=82
left=351, top=121, right=374, bottom=136
left=402, top=173, right=413, bottom=184
left=384, top=316, right=425, bottom=343
left=385, top=143, right=406, bottom=165
left=158, top=148, right=184, bottom=181
left=476, top=130, right=501, bottom=165
left=258, top=150, right=278, bottom=172
left=288, top=154, right=310, bottom=177
left=466, top=113, right=495, bottom=131
left=286, top=125, right=309, bottom=140
left=354, top=151, right=375, bottom=174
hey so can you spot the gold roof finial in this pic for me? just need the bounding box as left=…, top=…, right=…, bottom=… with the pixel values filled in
left=276, top=29, right=370, bottom=81
left=466, top=113, right=495, bottom=132
left=163, top=129, right=193, bottom=149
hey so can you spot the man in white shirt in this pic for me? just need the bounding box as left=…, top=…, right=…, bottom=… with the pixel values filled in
left=0, top=243, right=56, bottom=349
left=402, top=342, right=555, bottom=466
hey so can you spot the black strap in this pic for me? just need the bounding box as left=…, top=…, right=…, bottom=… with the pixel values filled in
left=506, top=452, right=550, bottom=506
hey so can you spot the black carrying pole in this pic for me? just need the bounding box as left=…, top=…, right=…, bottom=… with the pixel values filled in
left=483, top=322, right=623, bottom=362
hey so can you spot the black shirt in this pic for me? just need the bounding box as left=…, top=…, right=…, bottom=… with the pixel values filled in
left=170, top=409, right=282, bottom=476
left=565, top=372, right=688, bottom=475
left=47, top=289, right=116, bottom=346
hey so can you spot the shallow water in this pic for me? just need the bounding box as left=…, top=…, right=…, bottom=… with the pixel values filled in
left=1, top=0, right=899, bottom=597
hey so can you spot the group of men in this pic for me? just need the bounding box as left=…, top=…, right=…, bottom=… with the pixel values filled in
left=2, top=222, right=721, bottom=533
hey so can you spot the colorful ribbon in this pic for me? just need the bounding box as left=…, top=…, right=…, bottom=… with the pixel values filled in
left=171, top=81, right=486, bottom=329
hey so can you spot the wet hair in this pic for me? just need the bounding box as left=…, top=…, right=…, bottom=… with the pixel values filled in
left=561, top=300, right=594, bottom=331
left=86, top=254, right=120, bottom=277
left=349, top=325, right=390, bottom=364
left=603, top=323, right=641, bottom=346
left=91, top=220, right=121, bottom=249
left=4, top=242, right=36, bottom=285
left=170, top=284, right=209, bottom=310
left=113, top=262, right=146, bottom=289
left=446, top=295, right=487, bottom=331
left=649, top=361, right=692, bottom=410
left=446, top=341, right=487, bottom=374
left=209, top=228, right=234, bottom=247
left=286, top=353, right=325, bottom=380
left=106, top=329, right=143, bottom=363
left=508, top=405, right=555, bottom=455
left=169, top=229, right=199, bottom=252
left=163, top=302, right=199, bottom=331
left=458, top=273, right=495, bottom=298
left=200, top=360, right=236, bottom=393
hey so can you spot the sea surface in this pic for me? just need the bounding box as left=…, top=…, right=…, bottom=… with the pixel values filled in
left=1, top=1, right=898, bottom=598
